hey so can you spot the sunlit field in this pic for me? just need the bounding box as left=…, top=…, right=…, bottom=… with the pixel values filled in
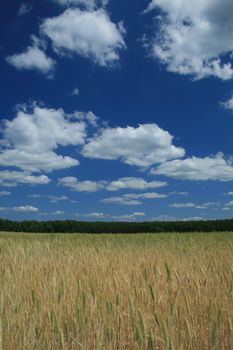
left=0, top=232, right=232, bottom=350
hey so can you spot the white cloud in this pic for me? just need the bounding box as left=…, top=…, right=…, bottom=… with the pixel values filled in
left=181, top=217, right=205, bottom=222
left=106, top=177, right=167, bottom=191
left=41, top=8, right=125, bottom=66
left=0, top=105, right=86, bottom=172
left=170, top=202, right=202, bottom=208
left=146, top=0, right=233, bottom=80
left=225, top=192, right=233, bottom=196
left=18, top=3, right=32, bottom=16
left=0, top=191, right=11, bottom=197
left=12, top=205, right=39, bottom=213
left=152, top=153, right=233, bottom=181
left=149, top=215, right=205, bottom=221
left=48, top=195, right=68, bottom=203
left=102, top=196, right=141, bottom=205
left=222, top=207, right=232, bottom=211
left=59, top=177, right=106, bottom=192
left=125, top=192, right=167, bottom=199
left=85, top=212, right=108, bottom=218
left=59, top=176, right=167, bottom=193
left=221, top=96, right=233, bottom=110
left=71, top=88, right=80, bottom=96
left=53, top=0, right=109, bottom=9
left=102, top=192, right=166, bottom=205
left=75, top=211, right=146, bottom=221
left=75, top=211, right=109, bottom=219
left=52, top=210, right=64, bottom=215
left=0, top=205, right=39, bottom=213
left=6, top=45, right=55, bottom=75
left=72, top=111, right=100, bottom=127
left=111, top=212, right=146, bottom=221
left=170, top=202, right=217, bottom=209
left=0, top=171, right=50, bottom=187
left=82, top=124, right=184, bottom=167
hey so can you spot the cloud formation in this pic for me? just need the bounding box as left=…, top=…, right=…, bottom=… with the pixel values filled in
left=59, top=176, right=167, bottom=192
left=0, top=171, right=50, bottom=187
left=41, top=8, right=125, bottom=66
left=106, top=177, right=167, bottom=191
left=52, top=210, right=64, bottom=215
left=221, top=96, right=233, bottom=111
left=59, top=177, right=106, bottom=192
left=82, top=124, right=184, bottom=167
left=152, top=153, right=233, bottom=181
left=0, top=191, right=11, bottom=197
left=6, top=45, right=55, bottom=75
left=18, top=3, right=32, bottom=16
left=2, top=205, right=40, bottom=213
left=53, top=0, right=109, bottom=9
left=13, top=205, right=39, bottom=213
left=170, top=202, right=218, bottom=209
left=146, top=0, right=233, bottom=80
left=102, top=192, right=166, bottom=205
left=0, top=105, right=86, bottom=172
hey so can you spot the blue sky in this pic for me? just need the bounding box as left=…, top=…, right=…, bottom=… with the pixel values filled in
left=1, top=0, right=233, bottom=222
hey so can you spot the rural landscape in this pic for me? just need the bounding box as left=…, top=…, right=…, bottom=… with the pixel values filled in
left=1, top=231, right=233, bottom=349
left=1, top=0, right=233, bottom=349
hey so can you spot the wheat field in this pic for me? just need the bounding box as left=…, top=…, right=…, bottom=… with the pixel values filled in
left=0, top=232, right=232, bottom=350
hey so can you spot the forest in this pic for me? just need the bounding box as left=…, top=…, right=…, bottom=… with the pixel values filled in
left=1, top=217, right=233, bottom=233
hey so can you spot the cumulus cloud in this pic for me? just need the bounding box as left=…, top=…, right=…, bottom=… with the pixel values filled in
left=0, top=171, right=50, bottom=187
left=111, top=212, right=146, bottom=221
left=146, top=0, right=233, bottom=80
left=53, top=0, right=109, bottom=9
left=18, top=3, right=32, bottom=16
left=170, top=202, right=218, bottom=209
left=59, top=176, right=167, bottom=192
left=6, top=45, right=55, bottom=75
left=85, top=212, right=108, bottom=218
left=125, top=192, right=167, bottom=199
left=149, top=215, right=205, bottom=222
left=74, top=212, right=109, bottom=219
left=221, top=96, right=233, bottom=110
left=71, top=88, right=80, bottom=96
left=106, top=177, right=167, bottom=191
left=82, top=124, right=184, bottom=167
left=74, top=211, right=146, bottom=221
left=181, top=216, right=205, bottom=222
left=27, top=194, right=79, bottom=204
left=0, top=191, right=11, bottom=197
left=59, top=177, right=106, bottom=192
left=151, top=153, right=233, bottom=181
left=72, top=111, right=100, bottom=128
left=12, top=205, right=39, bottom=213
left=48, top=195, right=68, bottom=203
left=0, top=105, right=86, bottom=172
left=101, top=196, right=141, bottom=205
left=41, top=8, right=125, bottom=67
left=102, top=192, right=166, bottom=205
left=52, top=210, right=64, bottom=215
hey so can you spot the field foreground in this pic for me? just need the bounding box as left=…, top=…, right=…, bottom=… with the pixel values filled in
left=0, top=232, right=232, bottom=350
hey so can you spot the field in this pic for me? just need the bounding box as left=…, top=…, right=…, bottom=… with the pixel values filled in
left=0, top=232, right=232, bottom=350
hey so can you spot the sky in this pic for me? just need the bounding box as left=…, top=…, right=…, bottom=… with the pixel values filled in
left=1, top=0, right=233, bottom=222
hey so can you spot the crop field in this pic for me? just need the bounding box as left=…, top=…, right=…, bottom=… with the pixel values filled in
left=0, top=232, right=232, bottom=350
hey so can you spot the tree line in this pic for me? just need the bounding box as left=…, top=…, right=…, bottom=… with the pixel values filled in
left=1, top=218, right=233, bottom=233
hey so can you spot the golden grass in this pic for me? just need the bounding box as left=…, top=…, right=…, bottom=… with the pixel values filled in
left=0, top=232, right=233, bottom=349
